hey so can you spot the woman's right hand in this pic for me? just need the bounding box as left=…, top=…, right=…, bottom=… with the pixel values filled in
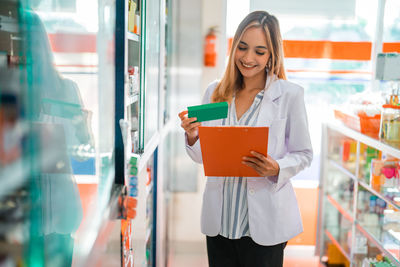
left=178, top=110, right=201, bottom=146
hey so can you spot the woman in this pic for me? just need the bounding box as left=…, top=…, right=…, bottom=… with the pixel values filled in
left=179, top=11, right=313, bottom=267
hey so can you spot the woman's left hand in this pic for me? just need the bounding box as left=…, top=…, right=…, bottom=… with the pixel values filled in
left=242, top=151, right=280, bottom=177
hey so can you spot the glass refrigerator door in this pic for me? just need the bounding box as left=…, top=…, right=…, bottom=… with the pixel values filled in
left=0, top=2, right=31, bottom=266
left=124, top=0, right=161, bottom=154
left=0, top=0, right=118, bottom=266
left=143, top=0, right=160, bottom=147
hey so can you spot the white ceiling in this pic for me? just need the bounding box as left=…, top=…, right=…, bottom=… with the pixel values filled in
left=250, top=0, right=356, bottom=19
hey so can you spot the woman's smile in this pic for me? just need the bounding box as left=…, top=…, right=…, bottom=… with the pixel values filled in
left=241, top=61, right=257, bottom=69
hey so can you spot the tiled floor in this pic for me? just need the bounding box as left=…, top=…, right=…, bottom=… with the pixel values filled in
left=283, top=246, right=323, bottom=267
left=168, top=242, right=323, bottom=267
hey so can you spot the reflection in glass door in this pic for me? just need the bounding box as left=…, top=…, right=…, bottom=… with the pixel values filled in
left=0, top=0, right=118, bottom=265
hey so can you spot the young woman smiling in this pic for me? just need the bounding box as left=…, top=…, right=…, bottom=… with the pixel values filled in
left=178, top=11, right=313, bottom=267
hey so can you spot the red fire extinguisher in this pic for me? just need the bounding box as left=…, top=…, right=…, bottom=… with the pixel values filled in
left=204, top=27, right=217, bottom=67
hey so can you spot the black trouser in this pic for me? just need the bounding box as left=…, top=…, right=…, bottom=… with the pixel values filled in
left=206, top=235, right=287, bottom=267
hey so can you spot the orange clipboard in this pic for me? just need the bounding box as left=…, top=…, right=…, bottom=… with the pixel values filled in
left=198, top=126, right=269, bottom=177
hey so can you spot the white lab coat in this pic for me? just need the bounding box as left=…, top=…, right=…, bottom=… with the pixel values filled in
left=185, top=75, right=313, bottom=246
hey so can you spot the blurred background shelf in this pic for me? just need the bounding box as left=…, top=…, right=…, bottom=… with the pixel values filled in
left=324, top=229, right=351, bottom=262
left=319, top=123, right=400, bottom=266
left=358, top=180, right=400, bottom=211
left=355, top=223, right=400, bottom=266
left=328, top=159, right=357, bottom=181
left=328, top=122, right=400, bottom=159
left=326, top=194, right=354, bottom=222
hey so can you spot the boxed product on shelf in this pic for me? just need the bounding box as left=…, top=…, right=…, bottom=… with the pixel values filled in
left=371, top=159, right=385, bottom=192
left=128, top=66, right=139, bottom=96
left=354, top=232, right=368, bottom=255
left=370, top=157, right=400, bottom=192
left=361, top=146, right=380, bottom=183
left=134, top=13, right=141, bottom=35
left=376, top=53, right=400, bottom=81
left=341, top=138, right=357, bottom=163
left=363, top=256, right=397, bottom=267
left=131, top=130, right=139, bottom=153
left=383, top=210, right=400, bottom=233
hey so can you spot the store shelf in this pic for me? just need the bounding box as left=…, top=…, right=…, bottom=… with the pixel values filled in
left=320, top=122, right=400, bottom=266
left=326, top=194, right=354, bottom=223
left=330, top=155, right=400, bottom=211
left=388, top=230, right=400, bottom=246
left=137, top=132, right=160, bottom=172
left=327, top=122, right=400, bottom=159
left=133, top=119, right=174, bottom=168
left=328, top=159, right=357, bottom=181
left=324, top=229, right=351, bottom=262
left=146, top=182, right=153, bottom=196
left=355, top=222, right=400, bottom=266
left=126, top=94, right=139, bottom=106
left=127, top=32, right=140, bottom=42
left=126, top=128, right=162, bottom=174
left=145, top=228, right=151, bottom=243
left=358, top=180, right=400, bottom=211
left=160, top=118, right=175, bottom=139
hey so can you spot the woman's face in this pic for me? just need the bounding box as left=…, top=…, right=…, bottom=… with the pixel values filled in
left=234, top=27, right=270, bottom=80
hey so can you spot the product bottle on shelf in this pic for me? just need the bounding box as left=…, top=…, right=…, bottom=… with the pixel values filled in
left=370, top=159, right=385, bottom=192
left=381, top=157, right=399, bottom=189
left=128, top=0, right=137, bottom=33
left=128, top=66, right=139, bottom=96
left=131, top=130, right=138, bottom=153
left=364, top=146, right=379, bottom=183
left=134, top=13, right=140, bottom=35
left=379, top=104, right=400, bottom=147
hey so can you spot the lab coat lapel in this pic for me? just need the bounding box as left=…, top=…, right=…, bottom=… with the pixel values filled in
left=256, top=75, right=282, bottom=127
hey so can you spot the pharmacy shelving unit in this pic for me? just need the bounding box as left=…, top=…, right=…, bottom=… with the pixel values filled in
left=317, top=122, right=400, bottom=267
left=115, top=0, right=171, bottom=266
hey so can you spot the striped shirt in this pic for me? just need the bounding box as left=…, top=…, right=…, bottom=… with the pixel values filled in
left=219, top=89, right=265, bottom=239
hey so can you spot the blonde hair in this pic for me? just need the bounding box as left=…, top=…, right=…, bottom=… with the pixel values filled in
left=211, top=11, right=287, bottom=103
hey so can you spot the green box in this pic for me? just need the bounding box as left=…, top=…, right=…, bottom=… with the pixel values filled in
left=130, top=166, right=138, bottom=175
left=129, top=156, right=138, bottom=166
left=187, top=102, right=228, bottom=122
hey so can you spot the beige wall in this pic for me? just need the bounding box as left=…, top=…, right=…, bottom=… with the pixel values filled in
left=170, top=0, right=227, bottom=243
